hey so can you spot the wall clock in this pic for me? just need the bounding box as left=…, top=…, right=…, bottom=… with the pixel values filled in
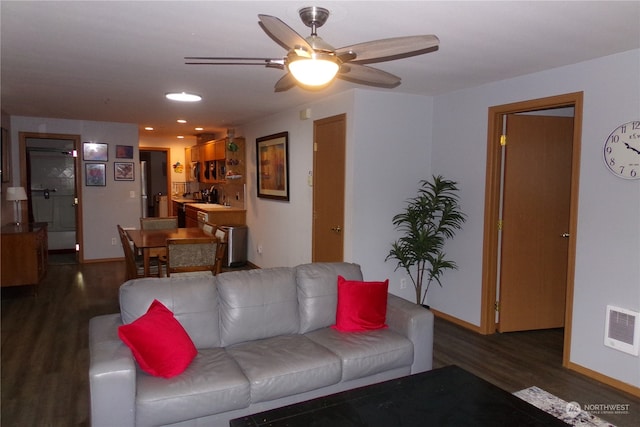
left=603, top=120, right=640, bottom=179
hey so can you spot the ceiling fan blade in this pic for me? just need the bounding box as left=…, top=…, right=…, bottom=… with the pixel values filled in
left=337, top=63, right=401, bottom=88
left=274, top=73, right=297, bottom=92
left=184, top=57, right=285, bottom=69
left=258, top=14, right=313, bottom=53
left=335, top=35, right=439, bottom=64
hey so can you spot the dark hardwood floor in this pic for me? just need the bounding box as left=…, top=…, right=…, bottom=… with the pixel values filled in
left=433, top=317, right=640, bottom=426
left=2, top=260, right=638, bottom=426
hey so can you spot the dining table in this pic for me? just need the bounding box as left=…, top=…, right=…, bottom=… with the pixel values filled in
left=125, top=227, right=212, bottom=277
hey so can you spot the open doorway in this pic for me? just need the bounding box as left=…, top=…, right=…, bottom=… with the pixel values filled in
left=480, top=92, right=583, bottom=368
left=20, top=132, right=83, bottom=263
left=139, top=148, right=170, bottom=217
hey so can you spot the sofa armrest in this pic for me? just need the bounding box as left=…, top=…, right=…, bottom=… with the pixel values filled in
left=89, top=314, right=137, bottom=427
left=386, top=294, right=434, bottom=374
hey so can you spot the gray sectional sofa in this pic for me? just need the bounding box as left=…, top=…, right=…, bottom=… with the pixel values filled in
left=89, top=262, right=434, bottom=427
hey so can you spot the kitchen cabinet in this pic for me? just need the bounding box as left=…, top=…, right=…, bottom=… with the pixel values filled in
left=200, top=140, right=225, bottom=162
left=185, top=205, right=200, bottom=228
left=190, top=145, right=200, bottom=162
left=1, top=223, right=48, bottom=287
left=184, top=204, right=246, bottom=228
left=215, top=140, right=225, bottom=160
left=185, top=136, right=246, bottom=184
left=203, top=141, right=215, bottom=161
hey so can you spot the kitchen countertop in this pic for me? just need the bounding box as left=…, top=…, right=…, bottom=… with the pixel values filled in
left=172, top=197, right=246, bottom=212
left=171, top=197, right=196, bottom=204
left=183, top=202, right=246, bottom=212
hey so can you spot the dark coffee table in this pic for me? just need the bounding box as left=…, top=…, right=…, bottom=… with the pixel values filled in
left=230, top=365, right=568, bottom=426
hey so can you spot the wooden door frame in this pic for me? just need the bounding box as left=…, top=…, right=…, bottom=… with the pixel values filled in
left=19, top=132, right=84, bottom=263
left=479, top=92, right=583, bottom=368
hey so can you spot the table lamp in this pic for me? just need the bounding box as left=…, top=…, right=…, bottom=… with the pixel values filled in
left=7, top=186, right=28, bottom=226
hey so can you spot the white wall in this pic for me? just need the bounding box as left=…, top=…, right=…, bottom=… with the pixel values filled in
left=349, top=90, right=432, bottom=301
left=430, top=49, right=640, bottom=388
left=243, top=91, right=354, bottom=269
left=10, top=116, right=140, bottom=260
left=242, top=89, right=432, bottom=300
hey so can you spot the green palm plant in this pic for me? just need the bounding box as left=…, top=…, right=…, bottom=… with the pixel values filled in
left=386, top=175, right=466, bottom=306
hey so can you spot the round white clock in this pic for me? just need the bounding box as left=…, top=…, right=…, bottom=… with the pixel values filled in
left=603, top=120, right=640, bottom=179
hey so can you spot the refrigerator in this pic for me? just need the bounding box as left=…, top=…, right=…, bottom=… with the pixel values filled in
left=140, top=161, right=148, bottom=218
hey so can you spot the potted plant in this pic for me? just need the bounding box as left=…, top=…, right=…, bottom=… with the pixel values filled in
left=386, top=175, right=466, bottom=306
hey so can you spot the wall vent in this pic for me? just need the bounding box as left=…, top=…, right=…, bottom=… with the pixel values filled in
left=604, top=305, right=639, bottom=356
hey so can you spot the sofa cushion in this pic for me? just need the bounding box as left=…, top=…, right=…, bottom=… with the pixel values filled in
left=118, top=300, right=197, bottom=378
left=305, top=327, right=414, bottom=381
left=118, top=299, right=197, bottom=378
left=227, top=335, right=342, bottom=403
left=119, top=276, right=220, bottom=348
left=135, top=348, right=250, bottom=427
left=296, top=262, right=363, bottom=333
left=333, top=276, right=389, bottom=332
left=216, top=268, right=299, bottom=346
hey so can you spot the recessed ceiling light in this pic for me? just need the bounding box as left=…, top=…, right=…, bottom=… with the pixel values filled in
left=177, top=135, right=185, bottom=139
left=177, top=119, right=187, bottom=124
left=165, top=92, right=202, bottom=102
left=144, top=127, right=154, bottom=131
left=195, top=127, right=204, bottom=131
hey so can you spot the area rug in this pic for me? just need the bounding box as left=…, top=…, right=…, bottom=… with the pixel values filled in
left=514, top=386, right=615, bottom=426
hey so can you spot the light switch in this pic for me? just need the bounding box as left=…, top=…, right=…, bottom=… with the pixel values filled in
left=300, top=108, right=311, bottom=120
left=130, top=190, right=136, bottom=198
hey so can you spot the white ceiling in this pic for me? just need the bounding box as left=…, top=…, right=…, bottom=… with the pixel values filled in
left=2, top=1, right=639, bottom=138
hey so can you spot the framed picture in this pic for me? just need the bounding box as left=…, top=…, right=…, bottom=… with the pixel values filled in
left=114, top=162, right=135, bottom=181
left=116, top=144, right=134, bottom=159
left=83, top=142, right=108, bottom=161
left=1, top=127, right=9, bottom=183
left=256, top=132, right=289, bottom=201
left=85, top=163, right=106, bottom=186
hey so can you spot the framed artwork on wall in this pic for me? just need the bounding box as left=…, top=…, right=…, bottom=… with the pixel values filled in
left=116, top=145, right=134, bottom=159
left=83, top=142, right=108, bottom=161
left=114, top=162, right=134, bottom=181
left=256, top=132, right=289, bottom=201
left=85, top=163, right=106, bottom=186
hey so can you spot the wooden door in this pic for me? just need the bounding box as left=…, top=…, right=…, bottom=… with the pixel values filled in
left=312, top=114, right=346, bottom=262
left=498, top=114, right=573, bottom=332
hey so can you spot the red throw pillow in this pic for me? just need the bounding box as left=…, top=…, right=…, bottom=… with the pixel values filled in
left=118, top=299, right=197, bottom=378
left=332, top=275, right=389, bottom=332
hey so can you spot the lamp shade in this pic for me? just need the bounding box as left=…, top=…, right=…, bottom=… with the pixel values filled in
left=288, top=54, right=339, bottom=87
left=7, top=186, right=28, bottom=201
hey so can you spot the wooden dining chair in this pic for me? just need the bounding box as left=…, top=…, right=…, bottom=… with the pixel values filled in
left=117, top=224, right=162, bottom=280
left=165, top=237, right=217, bottom=277
left=201, top=222, right=226, bottom=275
left=140, top=216, right=178, bottom=230
left=202, top=221, right=216, bottom=236
left=213, top=227, right=228, bottom=275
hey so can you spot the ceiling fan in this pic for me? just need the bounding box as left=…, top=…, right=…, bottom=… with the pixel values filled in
left=185, top=6, right=439, bottom=92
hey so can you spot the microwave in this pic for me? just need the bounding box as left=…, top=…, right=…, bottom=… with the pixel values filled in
left=190, top=161, right=200, bottom=182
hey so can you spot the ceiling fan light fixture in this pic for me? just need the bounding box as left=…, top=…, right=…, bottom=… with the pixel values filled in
left=288, top=54, right=339, bottom=86
left=165, top=92, right=202, bottom=102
